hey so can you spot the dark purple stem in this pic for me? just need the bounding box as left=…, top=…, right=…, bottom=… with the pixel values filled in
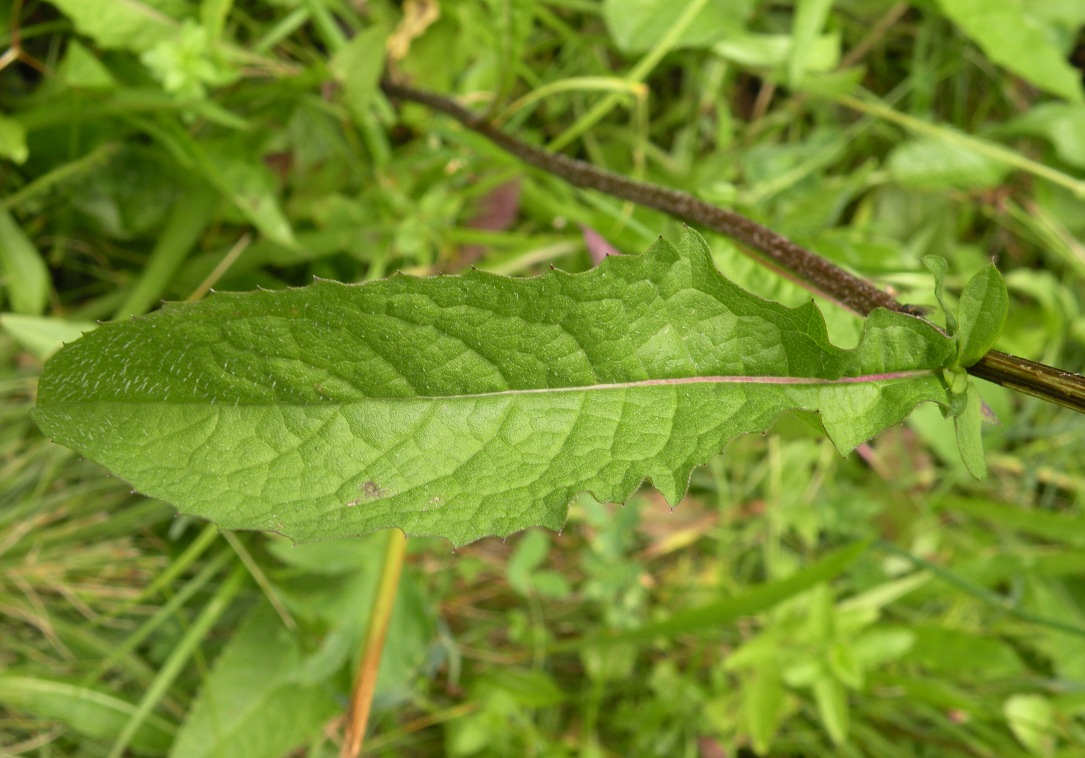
left=381, top=80, right=1085, bottom=415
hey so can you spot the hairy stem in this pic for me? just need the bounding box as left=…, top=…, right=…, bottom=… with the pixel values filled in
left=380, top=80, right=1085, bottom=415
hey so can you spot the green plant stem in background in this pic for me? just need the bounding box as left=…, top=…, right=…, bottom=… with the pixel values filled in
left=341, top=529, right=407, bottom=757
left=546, top=0, right=711, bottom=151
left=834, top=92, right=1085, bottom=199
left=379, top=80, right=1085, bottom=415
left=113, top=185, right=219, bottom=320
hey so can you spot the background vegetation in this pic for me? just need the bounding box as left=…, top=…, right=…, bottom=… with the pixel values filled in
left=2, top=0, right=1085, bottom=755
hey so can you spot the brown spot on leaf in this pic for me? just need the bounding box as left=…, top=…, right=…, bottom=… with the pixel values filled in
left=362, top=480, right=386, bottom=499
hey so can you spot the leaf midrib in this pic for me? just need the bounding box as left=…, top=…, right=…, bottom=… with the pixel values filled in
left=40, top=369, right=939, bottom=407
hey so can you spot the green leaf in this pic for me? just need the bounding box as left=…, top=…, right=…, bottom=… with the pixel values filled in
left=329, top=24, right=389, bottom=119
left=170, top=602, right=339, bottom=758
left=33, top=229, right=956, bottom=545
left=933, top=0, right=1084, bottom=104
left=813, top=674, right=849, bottom=744
left=0, top=113, right=28, bottom=163
left=0, top=314, right=97, bottom=360
left=46, top=0, right=184, bottom=53
left=743, top=666, right=786, bottom=755
left=0, top=674, right=174, bottom=753
left=1004, top=694, right=1055, bottom=758
left=1004, top=103, right=1085, bottom=170
left=603, top=0, right=754, bottom=53
left=956, top=263, right=1008, bottom=367
left=57, top=39, right=118, bottom=89
left=0, top=208, right=50, bottom=315
left=788, top=0, right=834, bottom=89
left=714, top=33, right=839, bottom=73
left=920, top=256, right=956, bottom=336
left=954, top=383, right=988, bottom=480
left=888, top=137, right=1010, bottom=191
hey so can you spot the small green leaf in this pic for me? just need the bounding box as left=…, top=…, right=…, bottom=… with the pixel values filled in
left=1004, top=693, right=1055, bottom=758
left=788, top=0, right=834, bottom=89
left=813, top=675, right=849, bottom=744
left=0, top=208, right=50, bottom=315
left=330, top=24, right=389, bottom=119
left=828, top=641, right=863, bottom=690
left=957, top=263, right=1008, bottom=367
left=0, top=114, right=28, bottom=163
left=33, top=229, right=955, bottom=545
left=954, top=382, right=988, bottom=480
left=921, top=256, right=956, bottom=336
left=743, top=666, right=786, bottom=755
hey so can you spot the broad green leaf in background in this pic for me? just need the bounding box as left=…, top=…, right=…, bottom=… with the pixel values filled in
left=34, top=229, right=961, bottom=546
left=888, top=137, right=1010, bottom=191
left=170, top=602, right=338, bottom=758
left=934, top=0, right=1085, bottom=104
left=46, top=0, right=185, bottom=53
left=603, top=0, right=755, bottom=53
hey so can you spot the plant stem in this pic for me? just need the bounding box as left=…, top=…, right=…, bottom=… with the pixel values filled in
left=380, top=80, right=1085, bottom=415
left=341, top=529, right=408, bottom=758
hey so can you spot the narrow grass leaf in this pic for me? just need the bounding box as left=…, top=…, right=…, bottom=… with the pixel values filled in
left=114, top=186, right=219, bottom=319
left=934, top=497, right=1085, bottom=548
left=33, top=230, right=956, bottom=545
left=0, top=675, right=174, bottom=753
